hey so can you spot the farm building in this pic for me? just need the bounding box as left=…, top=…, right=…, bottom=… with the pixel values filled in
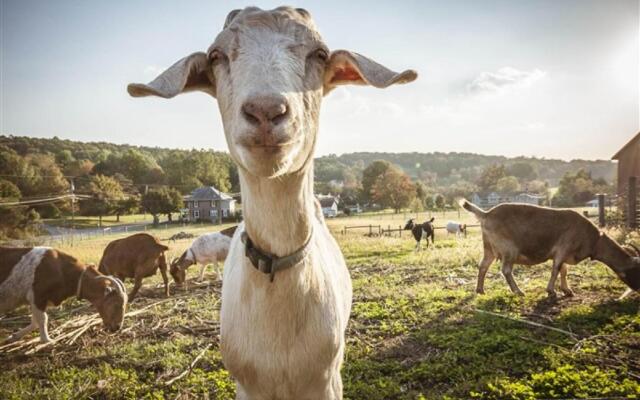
left=613, top=131, right=640, bottom=228
left=612, top=131, right=640, bottom=196
left=183, top=186, right=236, bottom=222
left=319, top=196, right=339, bottom=218
left=471, top=192, right=546, bottom=209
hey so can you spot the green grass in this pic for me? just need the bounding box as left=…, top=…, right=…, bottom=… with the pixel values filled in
left=1, top=226, right=639, bottom=399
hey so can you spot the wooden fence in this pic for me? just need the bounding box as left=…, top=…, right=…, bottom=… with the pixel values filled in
left=618, top=176, right=640, bottom=229
left=342, top=223, right=481, bottom=238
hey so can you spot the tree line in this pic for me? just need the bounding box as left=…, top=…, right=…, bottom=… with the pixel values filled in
left=0, top=135, right=616, bottom=239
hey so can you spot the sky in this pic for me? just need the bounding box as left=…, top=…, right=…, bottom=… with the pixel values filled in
left=0, top=0, right=638, bottom=161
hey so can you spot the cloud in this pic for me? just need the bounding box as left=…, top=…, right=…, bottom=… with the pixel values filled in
left=467, top=67, right=546, bottom=94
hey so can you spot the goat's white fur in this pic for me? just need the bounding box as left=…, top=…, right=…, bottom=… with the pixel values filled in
left=128, top=6, right=416, bottom=399
left=0, top=247, right=52, bottom=343
left=446, top=221, right=465, bottom=237
left=184, top=232, right=232, bottom=281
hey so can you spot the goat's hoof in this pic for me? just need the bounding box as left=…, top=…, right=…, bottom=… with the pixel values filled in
left=475, top=289, right=485, bottom=295
left=514, top=290, right=525, bottom=297
left=6, top=335, right=19, bottom=343
left=546, top=290, right=557, bottom=299
left=39, top=338, right=53, bottom=344
left=562, top=289, right=575, bottom=297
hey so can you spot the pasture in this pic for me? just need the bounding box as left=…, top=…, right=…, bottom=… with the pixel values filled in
left=1, top=215, right=639, bottom=399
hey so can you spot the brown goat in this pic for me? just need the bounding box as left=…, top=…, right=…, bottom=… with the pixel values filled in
left=0, top=246, right=127, bottom=343
left=461, top=200, right=640, bottom=297
left=98, top=233, right=170, bottom=300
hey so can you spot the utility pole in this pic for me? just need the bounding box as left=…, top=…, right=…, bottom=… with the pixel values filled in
left=69, top=178, right=75, bottom=246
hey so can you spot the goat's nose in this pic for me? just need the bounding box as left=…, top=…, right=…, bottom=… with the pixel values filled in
left=242, top=95, right=289, bottom=127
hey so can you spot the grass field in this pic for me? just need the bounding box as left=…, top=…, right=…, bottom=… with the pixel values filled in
left=1, top=213, right=639, bottom=399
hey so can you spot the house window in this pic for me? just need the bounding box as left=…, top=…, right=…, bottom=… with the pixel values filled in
left=210, top=209, right=218, bottom=217
left=194, top=201, right=199, bottom=208
left=211, top=200, right=216, bottom=208
left=193, top=210, right=200, bottom=219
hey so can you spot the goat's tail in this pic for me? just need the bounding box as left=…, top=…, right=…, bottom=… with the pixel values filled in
left=458, top=199, right=487, bottom=220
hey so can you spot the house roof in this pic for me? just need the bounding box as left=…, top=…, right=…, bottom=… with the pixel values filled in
left=612, top=131, right=640, bottom=159
left=319, top=197, right=337, bottom=207
left=186, top=186, right=233, bottom=201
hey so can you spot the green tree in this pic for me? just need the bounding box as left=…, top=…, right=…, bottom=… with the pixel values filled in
left=371, top=166, right=416, bottom=213
left=362, top=160, right=392, bottom=202
left=434, top=194, right=445, bottom=209
left=496, top=176, right=521, bottom=193
left=142, top=187, right=183, bottom=226
left=477, top=164, right=507, bottom=192
left=80, top=175, right=125, bottom=227
left=552, top=169, right=607, bottom=206
left=508, top=162, right=537, bottom=181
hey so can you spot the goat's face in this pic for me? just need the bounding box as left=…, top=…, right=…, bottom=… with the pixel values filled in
left=404, top=219, right=415, bottom=230
left=128, top=6, right=417, bottom=178
left=93, top=276, right=127, bottom=332
left=169, top=255, right=193, bottom=285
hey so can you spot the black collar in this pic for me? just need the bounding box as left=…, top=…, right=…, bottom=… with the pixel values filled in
left=241, top=228, right=313, bottom=282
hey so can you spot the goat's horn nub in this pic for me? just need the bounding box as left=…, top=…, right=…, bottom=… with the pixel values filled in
left=95, top=275, right=127, bottom=298
left=630, top=243, right=640, bottom=257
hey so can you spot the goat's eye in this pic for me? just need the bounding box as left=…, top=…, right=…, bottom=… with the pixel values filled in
left=313, top=48, right=328, bottom=63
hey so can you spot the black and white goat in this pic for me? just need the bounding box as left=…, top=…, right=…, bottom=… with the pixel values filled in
left=404, top=217, right=435, bottom=251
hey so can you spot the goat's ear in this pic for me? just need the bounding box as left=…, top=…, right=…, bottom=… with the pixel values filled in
left=324, top=50, right=417, bottom=94
left=127, top=52, right=215, bottom=99
left=430, top=217, right=435, bottom=222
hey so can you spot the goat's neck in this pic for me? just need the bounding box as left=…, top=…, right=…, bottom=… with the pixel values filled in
left=594, top=236, right=633, bottom=272
left=240, top=166, right=315, bottom=257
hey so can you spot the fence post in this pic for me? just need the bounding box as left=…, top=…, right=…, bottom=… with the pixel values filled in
left=629, top=177, right=637, bottom=229
left=597, top=194, right=605, bottom=227
left=399, top=225, right=402, bottom=238
left=368, top=225, right=372, bottom=236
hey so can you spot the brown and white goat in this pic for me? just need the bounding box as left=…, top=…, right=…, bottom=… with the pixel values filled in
left=128, top=6, right=416, bottom=399
left=461, top=199, right=640, bottom=297
left=98, top=233, right=169, bottom=300
left=0, top=246, right=127, bottom=343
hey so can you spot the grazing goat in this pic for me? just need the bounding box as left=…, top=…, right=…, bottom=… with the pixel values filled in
left=170, top=226, right=237, bottom=284
left=98, top=233, right=169, bottom=300
left=0, top=246, right=127, bottom=343
left=128, top=6, right=416, bottom=399
left=404, top=218, right=435, bottom=250
left=460, top=199, right=640, bottom=298
left=446, top=221, right=467, bottom=237
left=619, top=244, right=640, bottom=300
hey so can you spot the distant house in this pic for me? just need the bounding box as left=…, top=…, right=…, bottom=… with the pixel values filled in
left=184, top=186, right=236, bottom=222
left=319, top=197, right=339, bottom=218
left=612, top=131, right=640, bottom=195
left=471, top=192, right=545, bottom=209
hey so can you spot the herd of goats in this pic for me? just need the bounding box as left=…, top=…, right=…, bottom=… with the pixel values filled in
left=2, top=6, right=640, bottom=399
left=1, top=201, right=638, bottom=347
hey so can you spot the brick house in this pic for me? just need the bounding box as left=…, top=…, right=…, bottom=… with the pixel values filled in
left=183, top=186, right=236, bottom=222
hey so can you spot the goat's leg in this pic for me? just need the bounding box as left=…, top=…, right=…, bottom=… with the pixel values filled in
left=414, top=241, right=420, bottom=252
left=476, top=251, right=495, bottom=294
left=546, top=260, right=563, bottom=298
left=31, top=304, right=51, bottom=343
left=158, top=262, right=170, bottom=297
left=7, top=312, right=37, bottom=342
left=501, top=261, right=524, bottom=296
left=129, top=273, right=143, bottom=301
left=197, top=263, right=207, bottom=282
left=559, top=264, right=574, bottom=297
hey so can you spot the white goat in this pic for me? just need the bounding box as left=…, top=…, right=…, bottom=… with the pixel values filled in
left=128, top=6, right=416, bottom=399
left=446, top=221, right=467, bottom=237
left=170, top=230, right=234, bottom=284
